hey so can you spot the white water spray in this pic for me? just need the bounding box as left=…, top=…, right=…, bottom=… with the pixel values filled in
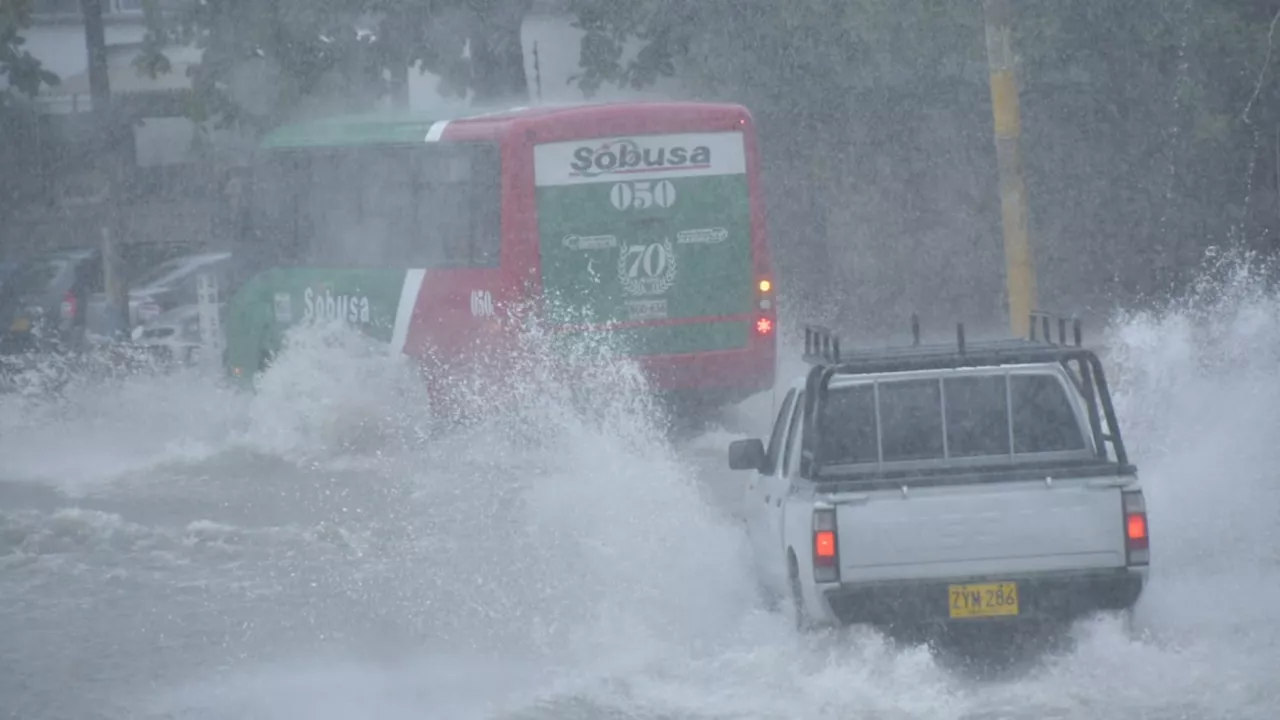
left=1, top=256, right=1278, bottom=719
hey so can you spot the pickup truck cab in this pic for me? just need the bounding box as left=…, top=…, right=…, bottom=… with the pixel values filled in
left=728, top=315, right=1149, bottom=636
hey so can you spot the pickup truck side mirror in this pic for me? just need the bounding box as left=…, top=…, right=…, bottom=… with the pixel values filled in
left=728, top=438, right=766, bottom=471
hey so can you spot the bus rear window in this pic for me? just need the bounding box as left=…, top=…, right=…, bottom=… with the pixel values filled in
left=250, top=142, right=501, bottom=270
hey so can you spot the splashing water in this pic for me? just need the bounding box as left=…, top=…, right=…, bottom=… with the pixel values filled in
left=1, top=257, right=1279, bottom=719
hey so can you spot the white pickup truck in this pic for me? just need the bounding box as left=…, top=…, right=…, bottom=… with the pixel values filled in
left=728, top=315, right=1149, bottom=635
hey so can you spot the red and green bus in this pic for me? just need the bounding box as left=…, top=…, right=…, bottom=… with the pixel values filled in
left=223, top=101, right=777, bottom=413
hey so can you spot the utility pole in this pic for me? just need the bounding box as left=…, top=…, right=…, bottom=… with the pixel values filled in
left=80, top=0, right=129, bottom=339
left=983, top=0, right=1038, bottom=337
left=532, top=41, right=542, bottom=102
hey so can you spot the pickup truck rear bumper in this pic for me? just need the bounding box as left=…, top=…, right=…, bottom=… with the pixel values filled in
left=821, top=568, right=1145, bottom=630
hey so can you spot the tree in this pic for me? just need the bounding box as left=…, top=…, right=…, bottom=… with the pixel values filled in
left=366, top=0, right=532, bottom=104
left=136, top=0, right=534, bottom=132
left=0, top=0, right=59, bottom=107
left=136, top=0, right=385, bottom=131
left=0, top=0, right=59, bottom=243
left=465, top=0, right=532, bottom=103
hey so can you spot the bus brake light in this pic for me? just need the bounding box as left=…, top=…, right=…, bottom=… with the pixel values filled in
left=757, top=279, right=774, bottom=310
left=756, top=317, right=774, bottom=335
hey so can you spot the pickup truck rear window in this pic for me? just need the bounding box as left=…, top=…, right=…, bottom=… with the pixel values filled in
left=818, top=370, right=1089, bottom=466
left=818, top=385, right=878, bottom=463
left=1011, top=374, right=1088, bottom=453
left=878, top=380, right=945, bottom=461
left=945, top=375, right=1010, bottom=457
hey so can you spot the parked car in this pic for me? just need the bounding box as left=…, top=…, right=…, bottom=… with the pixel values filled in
left=130, top=302, right=224, bottom=365
left=0, top=249, right=104, bottom=355
left=85, top=251, right=232, bottom=336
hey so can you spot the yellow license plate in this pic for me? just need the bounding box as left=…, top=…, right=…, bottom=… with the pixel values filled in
left=948, top=581, right=1019, bottom=619
left=8, top=317, right=30, bottom=333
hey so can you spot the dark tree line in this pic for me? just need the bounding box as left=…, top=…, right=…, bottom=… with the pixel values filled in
left=6, top=0, right=1280, bottom=324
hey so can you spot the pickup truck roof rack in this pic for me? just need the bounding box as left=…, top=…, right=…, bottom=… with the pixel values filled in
left=797, top=311, right=1131, bottom=476
left=802, top=311, right=1088, bottom=372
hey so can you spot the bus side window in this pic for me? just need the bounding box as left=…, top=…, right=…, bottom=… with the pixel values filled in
left=310, top=151, right=362, bottom=266
left=361, top=147, right=415, bottom=268
left=248, top=152, right=304, bottom=267
left=467, top=144, right=502, bottom=268
left=423, top=143, right=502, bottom=270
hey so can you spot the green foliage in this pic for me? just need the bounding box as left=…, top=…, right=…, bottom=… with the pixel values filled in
left=135, top=0, right=533, bottom=131
left=568, top=0, right=987, bottom=99
left=0, top=0, right=59, bottom=107
left=135, top=0, right=384, bottom=130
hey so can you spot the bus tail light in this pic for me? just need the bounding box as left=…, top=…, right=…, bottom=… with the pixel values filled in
left=757, top=278, right=773, bottom=310
left=1123, top=490, right=1149, bottom=565
left=756, top=277, right=775, bottom=335
left=813, top=507, right=839, bottom=583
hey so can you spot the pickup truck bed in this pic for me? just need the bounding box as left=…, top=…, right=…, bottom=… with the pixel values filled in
left=831, top=474, right=1127, bottom=582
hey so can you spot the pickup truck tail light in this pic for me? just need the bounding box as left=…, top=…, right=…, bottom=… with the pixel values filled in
left=61, top=292, right=77, bottom=322
left=812, top=507, right=839, bottom=583
left=1122, top=490, right=1149, bottom=566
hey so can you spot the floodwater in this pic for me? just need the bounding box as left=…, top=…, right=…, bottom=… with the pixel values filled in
left=1, top=267, right=1277, bottom=720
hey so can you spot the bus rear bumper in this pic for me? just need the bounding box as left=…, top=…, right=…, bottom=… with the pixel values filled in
left=638, top=342, right=776, bottom=408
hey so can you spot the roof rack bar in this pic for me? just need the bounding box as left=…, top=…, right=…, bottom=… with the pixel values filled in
left=803, top=324, right=842, bottom=364
left=818, top=346, right=1099, bottom=375
left=800, top=313, right=1088, bottom=366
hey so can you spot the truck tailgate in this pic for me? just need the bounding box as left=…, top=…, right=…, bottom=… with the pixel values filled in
left=834, top=478, right=1127, bottom=583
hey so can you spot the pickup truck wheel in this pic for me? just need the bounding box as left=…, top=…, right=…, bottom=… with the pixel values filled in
left=788, top=552, right=814, bottom=633
left=1118, top=606, right=1143, bottom=641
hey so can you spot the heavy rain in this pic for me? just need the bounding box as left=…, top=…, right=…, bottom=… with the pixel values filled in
left=1, top=1, right=1278, bottom=718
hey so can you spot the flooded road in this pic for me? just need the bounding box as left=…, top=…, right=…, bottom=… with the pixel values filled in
left=1, top=285, right=1278, bottom=720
